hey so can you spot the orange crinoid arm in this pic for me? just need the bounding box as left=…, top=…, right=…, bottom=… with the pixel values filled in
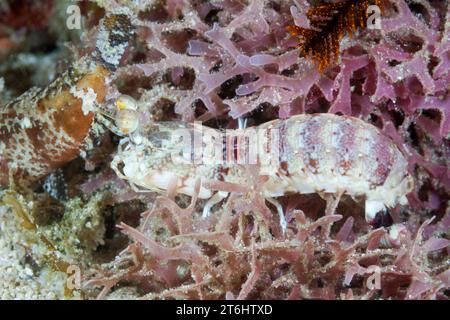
left=287, top=0, right=384, bottom=72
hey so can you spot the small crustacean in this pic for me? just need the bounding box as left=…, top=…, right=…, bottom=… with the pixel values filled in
left=110, top=96, right=414, bottom=230
left=0, top=10, right=134, bottom=189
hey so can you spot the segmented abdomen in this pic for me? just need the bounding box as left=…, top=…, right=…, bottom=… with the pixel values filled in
left=259, top=114, right=412, bottom=207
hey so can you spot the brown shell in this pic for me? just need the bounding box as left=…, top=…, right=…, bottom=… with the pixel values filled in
left=0, top=59, right=109, bottom=188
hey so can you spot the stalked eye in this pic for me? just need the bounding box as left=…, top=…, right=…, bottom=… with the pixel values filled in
left=115, top=95, right=139, bottom=135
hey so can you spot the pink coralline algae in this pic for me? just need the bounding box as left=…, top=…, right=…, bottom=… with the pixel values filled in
left=79, top=0, right=449, bottom=300
left=0, top=0, right=448, bottom=300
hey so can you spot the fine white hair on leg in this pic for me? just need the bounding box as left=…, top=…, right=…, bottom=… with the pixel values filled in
left=266, top=197, right=287, bottom=234
left=202, top=191, right=229, bottom=218
left=365, top=200, right=386, bottom=223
